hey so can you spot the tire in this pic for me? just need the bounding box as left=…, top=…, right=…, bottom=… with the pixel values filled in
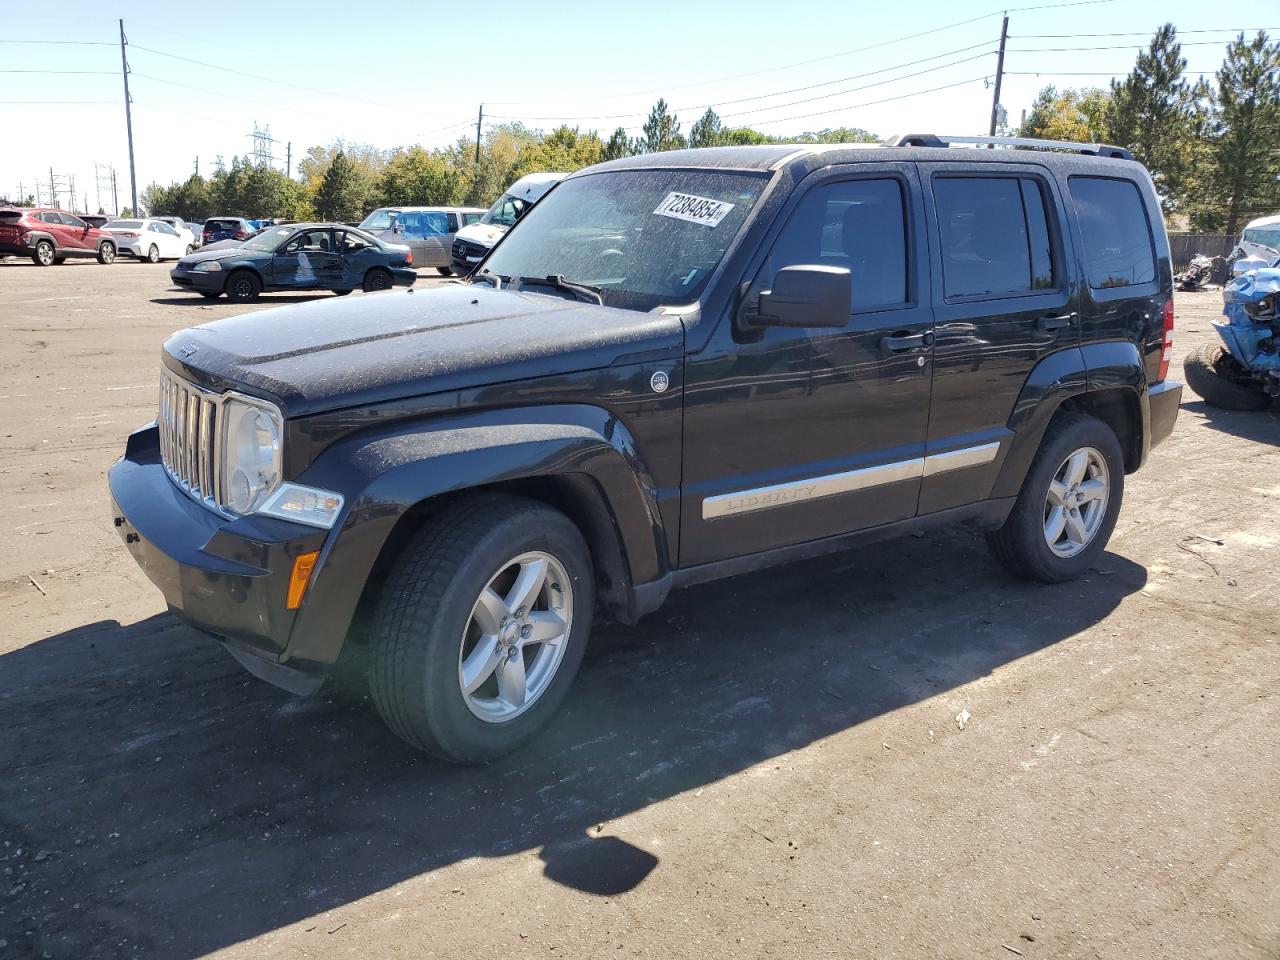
left=199, top=291, right=221, bottom=300
left=436, top=267, right=451, bottom=276
left=97, top=241, right=116, bottom=265
left=362, top=267, right=393, bottom=292
left=369, top=494, right=594, bottom=763
left=185, top=244, right=194, bottom=255
left=146, top=244, right=160, bottom=264
left=32, top=240, right=55, bottom=266
left=1184, top=345, right=1270, bottom=411
left=332, top=288, right=353, bottom=296
left=986, top=412, right=1125, bottom=583
left=224, top=269, right=262, bottom=302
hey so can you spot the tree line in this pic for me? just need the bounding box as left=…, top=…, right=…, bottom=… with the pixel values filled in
left=1019, top=26, right=1279, bottom=233
left=138, top=25, right=1276, bottom=235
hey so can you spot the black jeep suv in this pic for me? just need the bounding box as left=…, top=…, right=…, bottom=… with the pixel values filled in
left=109, top=135, right=1182, bottom=763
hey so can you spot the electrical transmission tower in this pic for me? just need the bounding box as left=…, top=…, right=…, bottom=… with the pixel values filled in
left=95, top=163, right=115, bottom=214
left=250, top=122, right=275, bottom=167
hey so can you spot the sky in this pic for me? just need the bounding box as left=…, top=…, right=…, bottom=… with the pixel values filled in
left=1, top=0, right=1274, bottom=212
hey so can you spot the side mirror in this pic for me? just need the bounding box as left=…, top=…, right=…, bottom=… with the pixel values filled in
left=743, top=264, right=851, bottom=329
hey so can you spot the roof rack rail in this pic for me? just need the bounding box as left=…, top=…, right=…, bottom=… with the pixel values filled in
left=882, top=133, right=1132, bottom=161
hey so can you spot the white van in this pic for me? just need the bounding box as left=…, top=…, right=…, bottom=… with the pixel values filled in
left=1238, top=214, right=1280, bottom=262
left=448, top=171, right=566, bottom=275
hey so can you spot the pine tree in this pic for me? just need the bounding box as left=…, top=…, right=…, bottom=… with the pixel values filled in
left=313, top=151, right=367, bottom=222
left=1106, top=24, right=1197, bottom=211
left=1189, top=32, right=1280, bottom=233
left=633, top=99, right=686, bottom=154
left=689, top=108, right=724, bottom=148
left=601, top=127, right=632, bottom=162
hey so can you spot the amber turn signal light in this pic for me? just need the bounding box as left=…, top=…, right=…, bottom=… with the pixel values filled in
left=286, top=551, right=320, bottom=610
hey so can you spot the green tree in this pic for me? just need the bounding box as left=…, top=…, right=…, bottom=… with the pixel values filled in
left=378, top=147, right=468, bottom=206
left=601, top=127, right=632, bottom=161
left=791, top=127, right=879, bottom=144
left=452, top=122, right=541, bottom=207
left=511, top=126, right=603, bottom=177
left=312, top=151, right=367, bottom=222
left=1105, top=23, right=1198, bottom=211
left=689, top=108, right=724, bottom=148
left=1019, top=85, right=1112, bottom=141
left=1187, top=31, right=1280, bottom=233
left=633, top=99, right=686, bottom=154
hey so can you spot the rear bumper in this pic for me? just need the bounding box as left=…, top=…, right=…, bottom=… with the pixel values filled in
left=1147, top=379, right=1182, bottom=451
left=108, top=425, right=330, bottom=694
left=0, top=240, right=34, bottom=255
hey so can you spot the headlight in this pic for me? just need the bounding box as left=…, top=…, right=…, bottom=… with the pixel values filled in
left=221, top=395, right=282, bottom=514
left=194, top=260, right=222, bottom=272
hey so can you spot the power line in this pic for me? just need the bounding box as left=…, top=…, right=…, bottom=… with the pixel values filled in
left=1008, top=41, right=1257, bottom=52
left=725, top=75, right=991, bottom=129
left=0, top=39, right=114, bottom=45
left=1013, top=27, right=1279, bottom=37
left=0, top=99, right=117, bottom=104
left=0, top=69, right=116, bottom=75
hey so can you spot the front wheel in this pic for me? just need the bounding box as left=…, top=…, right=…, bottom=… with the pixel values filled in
left=1184, top=345, right=1270, bottom=411
left=368, top=494, right=594, bottom=763
left=224, top=269, right=262, bottom=302
left=986, top=412, right=1124, bottom=583
left=97, top=241, right=116, bottom=265
left=362, top=267, right=392, bottom=292
left=146, top=244, right=160, bottom=264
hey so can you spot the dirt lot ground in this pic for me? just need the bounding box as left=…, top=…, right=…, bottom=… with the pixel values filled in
left=1, top=260, right=1277, bottom=960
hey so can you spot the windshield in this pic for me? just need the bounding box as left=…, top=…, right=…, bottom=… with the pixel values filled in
left=242, top=226, right=295, bottom=252
left=1242, top=226, right=1280, bottom=253
left=359, top=209, right=399, bottom=231
left=481, top=193, right=531, bottom=228
left=479, top=169, right=768, bottom=311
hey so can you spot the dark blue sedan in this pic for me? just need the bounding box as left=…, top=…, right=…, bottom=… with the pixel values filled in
left=170, top=223, right=416, bottom=302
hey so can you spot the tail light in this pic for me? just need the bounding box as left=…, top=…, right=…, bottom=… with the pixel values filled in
left=1157, top=297, right=1174, bottom=382
left=234, top=230, right=248, bottom=240
left=404, top=250, right=413, bottom=265
left=116, top=231, right=139, bottom=238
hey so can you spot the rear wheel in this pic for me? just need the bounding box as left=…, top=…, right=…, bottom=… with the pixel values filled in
left=1184, top=345, right=1270, bottom=411
left=224, top=269, right=262, bottom=302
left=32, top=240, right=55, bottom=266
left=986, top=412, right=1124, bottom=583
left=362, top=267, right=392, bottom=292
left=97, top=241, right=116, bottom=265
left=435, top=267, right=451, bottom=276
left=184, top=244, right=194, bottom=255
left=369, top=494, right=594, bottom=763
left=146, top=244, right=160, bottom=264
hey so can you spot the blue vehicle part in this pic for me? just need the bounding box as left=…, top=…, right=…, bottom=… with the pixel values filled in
left=1216, top=268, right=1280, bottom=372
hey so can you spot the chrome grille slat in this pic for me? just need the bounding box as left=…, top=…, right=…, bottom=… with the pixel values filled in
left=158, top=367, right=228, bottom=516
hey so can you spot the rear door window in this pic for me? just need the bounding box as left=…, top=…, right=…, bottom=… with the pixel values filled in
left=1068, top=176, right=1156, bottom=288
left=933, top=176, right=1057, bottom=299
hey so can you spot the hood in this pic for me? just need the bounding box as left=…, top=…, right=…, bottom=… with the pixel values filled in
left=178, top=245, right=255, bottom=265
left=455, top=222, right=505, bottom=248
left=162, top=284, right=684, bottom=418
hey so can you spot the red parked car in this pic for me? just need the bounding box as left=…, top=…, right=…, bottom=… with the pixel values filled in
left=0, top=207, right=117, bottom=265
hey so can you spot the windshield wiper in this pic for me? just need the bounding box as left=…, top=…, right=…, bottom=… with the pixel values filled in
left=511, top=274, right=604, bottom=305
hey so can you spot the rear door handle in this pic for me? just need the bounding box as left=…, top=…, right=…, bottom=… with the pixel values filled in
left=1037, top=312, right=1078, bottom=332
left=880, top=331, right=933, bottom=353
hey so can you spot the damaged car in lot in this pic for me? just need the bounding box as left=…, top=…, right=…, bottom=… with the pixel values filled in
left=170, top=223, right=415, bottom=301
left=1185, top=267, right=1280, bottom=410
left=110, top=135, right=1181, bottom=763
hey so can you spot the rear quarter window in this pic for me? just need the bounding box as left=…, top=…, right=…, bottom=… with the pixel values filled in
left=1068, top=176, right=1156, bottom=289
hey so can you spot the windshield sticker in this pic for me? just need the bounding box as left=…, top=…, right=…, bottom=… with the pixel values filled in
left=653, top=192, right=735, bottom=228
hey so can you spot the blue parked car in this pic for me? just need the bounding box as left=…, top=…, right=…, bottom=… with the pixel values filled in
left=170, top=223, right=415, bottom=301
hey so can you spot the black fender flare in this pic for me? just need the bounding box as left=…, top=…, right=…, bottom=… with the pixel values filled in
left=283, top=404, right=669, bottom=667
left=25, top=230, right=58, bottom=252
left=991, top=342, right=1147, bottom=499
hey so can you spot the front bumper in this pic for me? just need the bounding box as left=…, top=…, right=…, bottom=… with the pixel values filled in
left=1148, top=379, right=1182, bottom=451
left=169, top=266, right=224, bottom=292
left=108, top=424, right=331, bottom=694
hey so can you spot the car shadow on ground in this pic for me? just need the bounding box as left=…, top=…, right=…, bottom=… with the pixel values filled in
left=1181, top=398, right=1280, bottom=445
left=149, top=293, right=345, bottom=307
left=0, top=528, right=1146, bottom=959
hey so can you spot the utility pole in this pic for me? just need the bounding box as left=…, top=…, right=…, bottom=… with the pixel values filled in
left=194, top=156, right=199, bottom=177
left=475, top=104, right=483, bottom=165
left=286, top=142, right=292, bottom=178
left=119, top=19, right=138, bottom=215
left=69, top=174, right=77, bottom=213
left=111, top=167, right=119, bottom=215
left=49, top=167, right=57, bottom=209
left=988, top=12, right=1009, bottom=139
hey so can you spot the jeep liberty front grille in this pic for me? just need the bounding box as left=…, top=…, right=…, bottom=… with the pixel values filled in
left=158, top=367, right=225, bottom=512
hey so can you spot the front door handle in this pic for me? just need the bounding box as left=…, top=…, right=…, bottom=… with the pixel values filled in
left=880, top=331, right=933, bottom=353
left=1037, top=312, right=1078, bottom=332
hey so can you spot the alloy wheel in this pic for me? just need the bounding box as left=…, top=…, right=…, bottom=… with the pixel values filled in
left=1044, top=446, right=1109, bottom=558
left=457, top=551, right=573, bottom=723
